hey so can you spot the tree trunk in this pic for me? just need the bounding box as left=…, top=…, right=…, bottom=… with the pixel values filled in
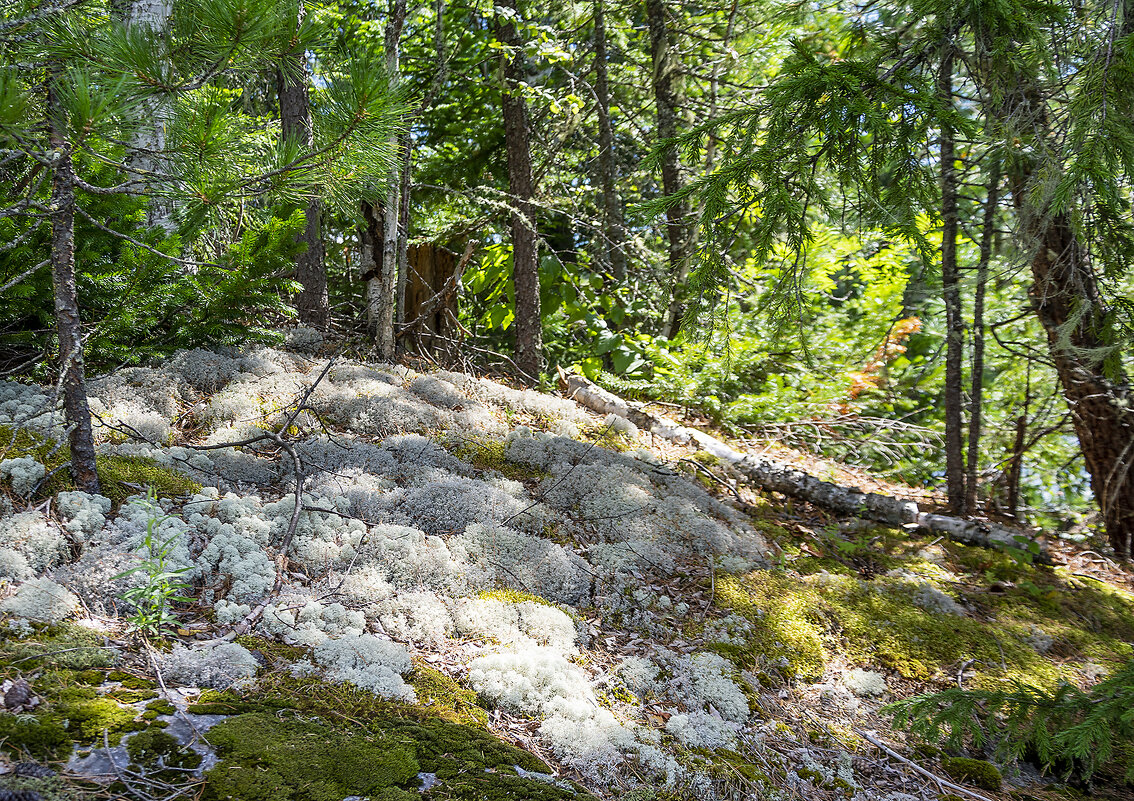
left=938, top=42, right=965, bottom=514
left=370, top=0, right=408, bottom=358
left=396, top=130, right=412, bottom=332
left=122, top=0, right=174, bottom=230
left=496, top=0, right=542, bottom=381
left=278, top=2, right=328, bottom=331
left=593, top=0, right=626, bottom=282
left=646, top=0, right=689, bottom=338
left=48, top=78, right=100, bottom=494
left=964, top=162, right=1000, bottom=515
left=1004, top=413, right=1026, bottom=519
left=1020, top=207, right=1134, bottom=558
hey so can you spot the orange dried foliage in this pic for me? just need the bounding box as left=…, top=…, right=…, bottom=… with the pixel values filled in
left=846, top=317, right=922, bottom=400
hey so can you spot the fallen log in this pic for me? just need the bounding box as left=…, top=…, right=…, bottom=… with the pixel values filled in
left=559, top=368, right=1043, bottom=555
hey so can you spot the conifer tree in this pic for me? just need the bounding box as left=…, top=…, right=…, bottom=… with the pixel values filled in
left=0, top=0, right=402, bottom=491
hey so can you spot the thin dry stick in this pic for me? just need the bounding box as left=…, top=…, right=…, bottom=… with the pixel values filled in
left=855, top=729, right=994, bottom=801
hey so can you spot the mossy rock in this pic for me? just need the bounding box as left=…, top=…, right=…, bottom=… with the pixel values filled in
left=202, top=712, right=420, bottom=801
left=191, top=676, right=588, bottom=800
left=55, top=689, right=146, bottom=742
left=126, top=728, right=202, bottom=771
left=940, top=757, right=1002, bottom=792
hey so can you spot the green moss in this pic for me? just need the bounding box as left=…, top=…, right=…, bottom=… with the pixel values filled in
left=56, top=692, right=145, bottom=742
left=202, top=712, right=420, bottom=801
left=110, top=687, right=158, bottom=703
left=714, top=560, right=1132, bottom=689
left=233, top=634, right=308, bottom=666
left=716, top=571, right=827, bottom=681
left=0, top=624, right=116, bottom=670
left=127, top=728, right=202, bottom=771
left=0, top=714, right=72, bottom=759
left=187, top=674, right=587, bottom=800
left=408, top=662, right=489, bottom=728
left=73, top=670, right=106, bottom=685
left=145, top=699, right=176, bottom=716
left=477, top=588, right=554, bottom=607
left=0, top=425, right=198, bottom=503
left=449, top=436, right=550, bottom=483
left=97, top=454, right=202, bottom=503
left=939, top=757, right=1001, bottom=791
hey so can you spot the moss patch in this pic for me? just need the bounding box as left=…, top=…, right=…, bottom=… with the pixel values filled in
left=407, top=662, right=489, bottom=728
left=0, top=425, right=199, bottom=503
left=0, top=624, right=116, bottom=671
left=190, top=675, right=586, bottom=800
left=940, top=756, right=1001, bottom=791
left=98, top=454, right=202, bottom=503
left=202, top=712, right=419, bottom=801
left=0, top=714, right=72, bottom=760
left=714, top=519, right=1134, bottom=689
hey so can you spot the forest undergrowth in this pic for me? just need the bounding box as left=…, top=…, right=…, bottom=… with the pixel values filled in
left=0, top=336, right=1132, bottom=801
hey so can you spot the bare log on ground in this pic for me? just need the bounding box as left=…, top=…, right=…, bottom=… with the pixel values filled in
left=559, top=369, right=1043, bottom=554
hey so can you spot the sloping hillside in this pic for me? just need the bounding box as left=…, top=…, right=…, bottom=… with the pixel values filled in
left=1, top=341, right=1132, bottom=801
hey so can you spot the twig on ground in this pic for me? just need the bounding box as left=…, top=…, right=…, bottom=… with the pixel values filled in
left=855, top=729, right=995, bottom=801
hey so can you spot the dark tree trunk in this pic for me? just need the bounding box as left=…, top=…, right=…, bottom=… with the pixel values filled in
left=1004, top=413, right=1026, bottom=519
left=277, top=11, right=328, bottom=331
left=938, top=43, right=965, bottom=514
left=964, top=163, right=1000, bottom=515
left=396, top=130, right=412, bottom=332
left=594, top=0, right=626, bottom=282
left=496, top=0, right=542, bottom=381
left=646, top=0, right=689, bottom=338
left=48, top=80, right=100, bottom=494
left=1020, top=207, right=1134, bottom=558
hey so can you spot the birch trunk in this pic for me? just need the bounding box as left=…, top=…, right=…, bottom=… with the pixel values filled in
left=369, top=0, right=407, bottom=358
left=123, top=0, right=174, bottom=230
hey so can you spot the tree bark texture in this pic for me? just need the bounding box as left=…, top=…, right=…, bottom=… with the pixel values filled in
left=560, top=369, right=1043, bottom=554
left=1019, top=205, right=1134, bottom=558
left=371, top=0, right=408, bottom=358
left=998, top=25, right=1134, bottom=557
left=48, top=80, right=100, bottom=494
left=964, top=163, right=1000, bottom=515
left=938, top=43, right=965, bottom=514
left=278, top=7, right=328, bottom=331
left=593, top=0, right=626, bottom=282
left=646, top=0, right=689, bottom=338
left=497, top=0, right=543, bottom=381
left=123, top=0, right=174, bottom=230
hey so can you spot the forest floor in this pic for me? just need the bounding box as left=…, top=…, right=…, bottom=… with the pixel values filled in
left=1, top=334, right=1133, bottom=801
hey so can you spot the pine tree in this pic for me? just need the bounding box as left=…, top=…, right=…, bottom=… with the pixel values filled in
left=0, top=0, right=402, bottom=490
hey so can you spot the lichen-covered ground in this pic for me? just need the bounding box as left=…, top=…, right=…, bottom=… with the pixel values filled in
left=1, top=335, right=1132, bottom=800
